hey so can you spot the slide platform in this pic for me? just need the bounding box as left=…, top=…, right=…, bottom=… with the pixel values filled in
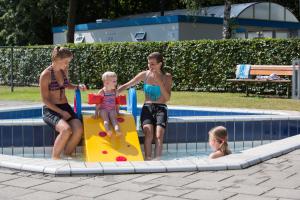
left=83, top=113, right=144, bottom=162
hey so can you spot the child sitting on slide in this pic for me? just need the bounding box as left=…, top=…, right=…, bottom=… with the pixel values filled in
left=94, top=71, right=121, bottom=137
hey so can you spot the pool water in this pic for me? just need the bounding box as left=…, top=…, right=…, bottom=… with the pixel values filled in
left=0, top=105, right=299, bottom=161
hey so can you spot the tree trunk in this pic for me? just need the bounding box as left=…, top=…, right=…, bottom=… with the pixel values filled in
left=223, top=0, right=231, bottom=39
left=67, top=0, right=77, bottom=43
left=114, top=0, right=119, bottom=17
left=160, top=0, right=166, bottom=16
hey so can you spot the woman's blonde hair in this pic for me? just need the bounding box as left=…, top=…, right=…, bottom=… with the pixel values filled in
left=209, top=126, right=231, bottom=155
left=102, top=71, right=117, bottom=82
left=51, top=46, right=73, bottom=61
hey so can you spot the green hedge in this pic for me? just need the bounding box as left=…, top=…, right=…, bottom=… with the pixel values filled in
left=1, top=39, right=300, bottom=93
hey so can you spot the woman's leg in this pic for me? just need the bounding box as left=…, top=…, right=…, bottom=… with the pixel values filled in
left=53, top=119, right=72, bottom=159
left=154, top=126, right=165, bottom=160
left=64, top=118, right=83, bottom=156
left=143, top=124, right=154, bottom=160
left=154, top=104, right=168, bottom=160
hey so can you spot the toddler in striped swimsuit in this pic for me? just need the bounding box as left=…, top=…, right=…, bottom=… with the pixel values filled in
left=95, top=71, right=121, bottom=137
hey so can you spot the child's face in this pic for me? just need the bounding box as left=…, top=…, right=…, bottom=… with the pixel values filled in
left=104, top=76, right=117, bottom=89
left=209, top=135, right=220, bottom=151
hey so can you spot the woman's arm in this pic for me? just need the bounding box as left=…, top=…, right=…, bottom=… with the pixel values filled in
left=64, top=69, right=86, bottom=90
left=156, top=72, right=172, bottom=102
left=117, top=71, right=147, bottom=93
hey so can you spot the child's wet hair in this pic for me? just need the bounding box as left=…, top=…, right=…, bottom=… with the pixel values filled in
left=51, top=46, right=73, bottom=61
left=102, top=71, right=117, bottom=82
left=209, top=126, right=231, bottom=155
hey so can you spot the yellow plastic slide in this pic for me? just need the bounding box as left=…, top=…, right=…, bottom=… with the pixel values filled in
left=83, top=113, right=144, bottom=162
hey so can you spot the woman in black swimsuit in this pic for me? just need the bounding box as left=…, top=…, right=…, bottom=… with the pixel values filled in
left=39, top=46, right=86, bottom=160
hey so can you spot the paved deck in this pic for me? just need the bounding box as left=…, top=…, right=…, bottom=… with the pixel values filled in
left=0, top=101, right=300, bottom=199
left=0, top=149, right=299, bottom=199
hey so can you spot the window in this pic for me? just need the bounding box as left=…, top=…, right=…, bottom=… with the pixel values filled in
left=74, top=35, right=85, bottom=43
left=270, top=3, right=284, bottom=21
left=247, top=31, right=272, bottom=39
left=234, top=33, right=246, bottom=39
left=276, top=32, right=288, bottom=39
left=134, top=32, right=146, bottom=41
left=254, top=3, right=270, bottom=20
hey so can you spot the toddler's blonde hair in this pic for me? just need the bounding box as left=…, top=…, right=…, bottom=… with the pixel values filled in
left=209, top=126, right=231, bottom=155
left=102, top=71, right=117, bottom=82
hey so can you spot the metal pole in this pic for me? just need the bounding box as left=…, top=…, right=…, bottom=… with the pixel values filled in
left=10, top=46, right=14, bottom=92
left=297, top=61, right=300, bottom=99
left=292, top=60, right=297, bottom=99
left=292, top=59, right=300, bottom=99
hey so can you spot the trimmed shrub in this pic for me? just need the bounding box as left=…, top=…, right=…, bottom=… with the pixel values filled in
left=1, top=39, right=299, bottom=94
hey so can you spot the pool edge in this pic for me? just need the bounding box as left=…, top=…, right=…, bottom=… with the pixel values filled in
left=0, top=134, right=299, bottom=176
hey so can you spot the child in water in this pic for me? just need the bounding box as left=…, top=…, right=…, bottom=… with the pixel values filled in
left=208, top=126, right=231, bottom=159
left=95, top=71, right=121, bottom=137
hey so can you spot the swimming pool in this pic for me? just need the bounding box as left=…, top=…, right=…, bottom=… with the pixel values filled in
left=0, top=104, right=300, bottom=175
left=0, top=105, right=299, bottom=157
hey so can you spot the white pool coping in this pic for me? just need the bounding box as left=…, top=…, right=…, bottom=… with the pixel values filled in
left=0, top=105, right=300, bottom=175
left=2, top=104, right=300, bottom=125
left=0, top=134, right=299, bottom=175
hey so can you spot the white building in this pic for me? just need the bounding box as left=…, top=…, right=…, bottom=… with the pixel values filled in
left=52, top=2, right=300, bottom=44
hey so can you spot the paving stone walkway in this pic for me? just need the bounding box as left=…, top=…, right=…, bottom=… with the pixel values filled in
left=0, top=149, right=299, bottom=200
left=1, top=101, right=300, bottom=199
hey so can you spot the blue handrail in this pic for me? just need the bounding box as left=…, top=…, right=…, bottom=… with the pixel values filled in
left=74, top=88, right=82, bottom=120
left=127, top=88, right=137, bottom=122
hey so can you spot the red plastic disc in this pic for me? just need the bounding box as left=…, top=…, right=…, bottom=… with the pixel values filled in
left=117, top=117, right=125, bottom=123
left=102, top=150, right=108, bottom=154
left=99, top=131, right=107, bottom=137
left=116, top=156, right=127, bottom=162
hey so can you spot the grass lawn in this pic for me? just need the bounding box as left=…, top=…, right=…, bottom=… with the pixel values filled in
left=0, top=86, right=300, bottom=111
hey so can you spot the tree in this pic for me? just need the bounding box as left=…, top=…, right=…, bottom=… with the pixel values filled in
left=160, top=0, right=166, bottom=16
left=223, top=0, right=231, bottom=39
left=1, top=0, right=299, bottom=45
left=0, top=1, right=17, bottom=45
left=181, top=0, right=232, bottom=39
left=67, top=0, right=77, bottom=43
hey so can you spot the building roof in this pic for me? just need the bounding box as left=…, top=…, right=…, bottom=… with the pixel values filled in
left=53, top=2, right=300, bottom=33
left=119, top=2, right=298, bottom=22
